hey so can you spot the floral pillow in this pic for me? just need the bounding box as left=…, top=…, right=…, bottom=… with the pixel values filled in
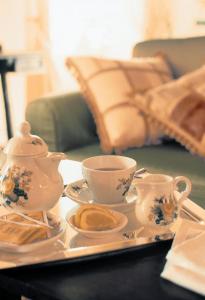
left=66, top=56, right=173, bottom=153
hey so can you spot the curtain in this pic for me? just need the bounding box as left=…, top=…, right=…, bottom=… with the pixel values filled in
left=0, top=0, right=27, bottom=144
left=48, top=0, right=146, bottom=93
left=143, top=0, right=173, bottom=39
left=25, top=0, right=56, bottom=103
left=143, top=0, right=205, bottom=40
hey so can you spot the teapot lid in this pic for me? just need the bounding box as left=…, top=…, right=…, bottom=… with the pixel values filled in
left=4, top=121, right=48, bottom=157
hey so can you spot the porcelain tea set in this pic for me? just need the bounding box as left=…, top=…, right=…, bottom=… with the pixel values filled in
left=67, top=155, right=192, bottom=231
left=0, top=121, right=192, bottom=234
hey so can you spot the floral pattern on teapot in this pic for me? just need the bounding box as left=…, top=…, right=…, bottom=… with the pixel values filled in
left=0, top=165, right=32, bottom=208
left=148, top=195, right=178, bottom=226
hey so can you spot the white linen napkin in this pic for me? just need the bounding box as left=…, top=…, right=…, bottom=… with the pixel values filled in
left=161, top=219, right=205, bottom=296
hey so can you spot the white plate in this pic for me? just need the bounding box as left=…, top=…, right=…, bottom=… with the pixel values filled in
left=0, top=214, right=67, bottom=253
left=65, top=179, right=137, bottom=210
left=67, top=210, right=128, bottom=239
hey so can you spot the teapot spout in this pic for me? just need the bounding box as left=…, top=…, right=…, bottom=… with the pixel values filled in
left=35, top=152, right=67, bottom=182
left=47, top=152, right=67, bottom=161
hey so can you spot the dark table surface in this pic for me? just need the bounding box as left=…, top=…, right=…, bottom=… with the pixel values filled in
left=0, top=240, right=204, bottom=300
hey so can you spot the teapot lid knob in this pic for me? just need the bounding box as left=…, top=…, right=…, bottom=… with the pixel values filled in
left=4, top=121, right=48, bottom=156
left=19, top=121, right=31, bottom=136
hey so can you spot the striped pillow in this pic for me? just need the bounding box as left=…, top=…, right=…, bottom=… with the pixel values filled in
left=66, top=56, right=173, bottom=153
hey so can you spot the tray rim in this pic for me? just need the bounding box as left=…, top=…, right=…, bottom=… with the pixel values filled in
left=4, top=238, right=172, bottom=272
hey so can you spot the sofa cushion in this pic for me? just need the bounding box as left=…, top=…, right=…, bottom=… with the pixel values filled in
left=66, top=56, right=173, bottom=153
left=133, top=65, right=205, bottom=158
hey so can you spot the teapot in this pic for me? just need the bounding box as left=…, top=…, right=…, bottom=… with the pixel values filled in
left=134, top=173, right=192, bottom=229
left=0, top=121, right=67, bottom=211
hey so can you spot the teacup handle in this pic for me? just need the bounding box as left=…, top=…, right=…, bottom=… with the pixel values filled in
left=173, top=176, right=192, bottom=205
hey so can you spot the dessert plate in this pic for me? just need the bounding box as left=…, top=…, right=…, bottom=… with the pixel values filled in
left=67, top=210, right=128, bottom=239
left=0, top=213, right=66, bottom=253
left=65, top=179, right=137, bottom=209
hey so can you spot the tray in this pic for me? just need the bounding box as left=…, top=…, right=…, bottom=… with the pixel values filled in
left=0, top=192, right=204, bottom=271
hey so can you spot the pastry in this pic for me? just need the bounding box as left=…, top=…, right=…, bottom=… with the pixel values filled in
left=0, top=212, right=49, bottom=245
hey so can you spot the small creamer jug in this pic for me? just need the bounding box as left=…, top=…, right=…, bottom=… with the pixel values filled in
left=134, top=173, right=192, bottom=229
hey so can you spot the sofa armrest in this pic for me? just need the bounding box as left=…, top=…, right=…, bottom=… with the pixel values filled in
left=26, top=92, right=98, bottom=152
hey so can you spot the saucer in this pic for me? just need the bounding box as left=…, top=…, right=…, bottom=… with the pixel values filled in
left=0, top=213, right=66, bottom=253
left=67, top=210, right=128, bottom=239
left=64, top=179, right=137, bottom=209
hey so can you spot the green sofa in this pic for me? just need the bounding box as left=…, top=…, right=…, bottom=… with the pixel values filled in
left=26, top=36, right=205, bottom=208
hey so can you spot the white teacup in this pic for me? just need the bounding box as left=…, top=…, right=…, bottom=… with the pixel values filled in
left=82, top=155, right=137, bottom=204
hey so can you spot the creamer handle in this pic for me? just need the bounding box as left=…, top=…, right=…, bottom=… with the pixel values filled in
left=173, top=176, right=192, bottom=206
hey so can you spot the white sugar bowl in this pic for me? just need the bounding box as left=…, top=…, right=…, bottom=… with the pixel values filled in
left=0, top=121, right=67, bottom=211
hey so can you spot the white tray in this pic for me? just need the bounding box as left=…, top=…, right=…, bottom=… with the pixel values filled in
left=0, top=194, right=204, bottom=270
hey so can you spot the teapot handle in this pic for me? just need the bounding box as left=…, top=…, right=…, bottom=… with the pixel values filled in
left=173, top=176, right=192, bottom=205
